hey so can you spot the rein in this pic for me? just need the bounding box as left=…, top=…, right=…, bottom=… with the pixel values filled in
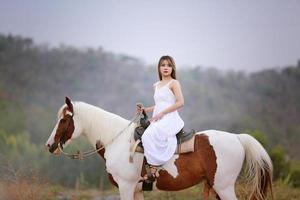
left=58, top=113, right=141, bottom=160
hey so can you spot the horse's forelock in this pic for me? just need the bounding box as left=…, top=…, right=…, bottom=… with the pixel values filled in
left=57, top=104, right=72, bottom=119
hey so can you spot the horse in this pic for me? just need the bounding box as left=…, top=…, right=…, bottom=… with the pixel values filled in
left=45, top=97, right=273, bottom=200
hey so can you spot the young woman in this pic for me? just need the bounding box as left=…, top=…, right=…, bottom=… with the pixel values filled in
left=137, top=55, right=185, bottom=182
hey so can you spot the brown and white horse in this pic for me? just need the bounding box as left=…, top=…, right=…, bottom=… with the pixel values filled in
left=46, top=97, right=273, bottom=200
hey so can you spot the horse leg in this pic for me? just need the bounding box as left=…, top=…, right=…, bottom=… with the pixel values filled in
left=118, top=180, right=137, bottom=200
left=203, top=181, right=221, bottom=200
left=214, top=185, right=237, bottom=200
left=134, top=182, right=144, bottom=200
left=211, top=189, right=221, bottom=200
left=203, top=181, right=210, bottom=200
left=215, top=194, right=221, bottom=200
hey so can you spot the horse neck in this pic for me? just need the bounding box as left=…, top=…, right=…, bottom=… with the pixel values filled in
left=74, top=102, right=133, bottom=147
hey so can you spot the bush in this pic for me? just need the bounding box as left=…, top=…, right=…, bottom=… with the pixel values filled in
left=270, top=146, right=291, bottom=181
left=290, top=165, right=300, bottom=188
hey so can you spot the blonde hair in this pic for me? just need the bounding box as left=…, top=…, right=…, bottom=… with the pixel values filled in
left=157, top=55, right=177, bottom=80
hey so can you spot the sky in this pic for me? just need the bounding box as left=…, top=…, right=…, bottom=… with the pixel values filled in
left=0, top=0, right=300, bottom=72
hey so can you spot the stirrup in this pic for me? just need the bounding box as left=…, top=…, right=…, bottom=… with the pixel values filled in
left=140, top=165, right=160, bottom=183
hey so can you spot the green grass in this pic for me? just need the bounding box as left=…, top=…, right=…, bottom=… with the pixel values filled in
left=1, top=178, right=300, bottom=200
left=144, top=182, right=300, bottom=200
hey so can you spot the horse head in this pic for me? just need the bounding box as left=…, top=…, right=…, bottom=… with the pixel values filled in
left=45, top=97, right=82, bottom=154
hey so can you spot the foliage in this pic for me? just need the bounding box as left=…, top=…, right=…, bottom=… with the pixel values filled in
left=289, top=163, right=300, bottom=188
left=0, top=130, right=110, bottom=189
left=270, top=146, right=291, bottom=181
left=0, top=100, right=26, bottom=134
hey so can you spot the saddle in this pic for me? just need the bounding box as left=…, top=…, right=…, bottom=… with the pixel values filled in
left=132, top=109, right=196, bottom=191
left=132, top=109, right=196, bottom=157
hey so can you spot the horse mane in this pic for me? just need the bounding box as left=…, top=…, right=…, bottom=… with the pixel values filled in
left=58, top=101, right=133, bottom=146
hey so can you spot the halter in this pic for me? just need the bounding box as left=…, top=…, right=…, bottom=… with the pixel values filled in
left=58, top=112, right=141, bottom=160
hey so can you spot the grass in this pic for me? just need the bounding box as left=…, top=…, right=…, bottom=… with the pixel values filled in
left=1, top=182, right=299, bottom=200
left=0, top=176, right=57, bottom=200
left=143, top=182, right=300, bottom=200
left=0, top=172, right=300, bottom=200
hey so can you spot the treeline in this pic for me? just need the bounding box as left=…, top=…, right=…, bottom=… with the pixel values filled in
left=0, top=34, right=300, bottom=188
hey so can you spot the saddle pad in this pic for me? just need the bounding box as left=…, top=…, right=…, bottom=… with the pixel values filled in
left=135, top=135, right=195, bottom=154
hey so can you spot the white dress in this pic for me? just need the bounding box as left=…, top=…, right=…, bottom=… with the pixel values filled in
left=141, top=79, right=184, bottom=166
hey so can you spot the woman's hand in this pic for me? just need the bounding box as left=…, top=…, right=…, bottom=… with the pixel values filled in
left=150, top=112, right=164, bottom=122
left=136, top=105, right=154, bottom=115
left=136, top=105, right=144, bottom=114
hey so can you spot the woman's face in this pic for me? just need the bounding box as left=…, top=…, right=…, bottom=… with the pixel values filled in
left=160, top=59, right=173, bottom=78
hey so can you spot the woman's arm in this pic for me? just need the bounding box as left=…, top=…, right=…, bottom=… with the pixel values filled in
left=151, top=80, right=184, bottom=121
left=144, top=106, right=155, bottom=113
left=162, top=80, right=184, bottom=114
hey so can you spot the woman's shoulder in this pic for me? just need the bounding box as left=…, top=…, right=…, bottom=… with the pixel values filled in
left=153, top=79, right=180, bottom=88
left=172, top=79, right=180, bottom=83
left=169, top=79, right=183, bottom=92
left=170, top=79, right=180, bottom=86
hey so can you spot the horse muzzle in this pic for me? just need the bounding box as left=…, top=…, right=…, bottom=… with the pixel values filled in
left=49, top=142, right=60, bottom=154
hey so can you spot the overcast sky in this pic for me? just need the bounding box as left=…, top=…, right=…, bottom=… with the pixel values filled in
left=0, top=0, right=300, bottom=71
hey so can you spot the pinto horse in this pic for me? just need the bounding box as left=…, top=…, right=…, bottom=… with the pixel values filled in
left=46, top=97, right=273, bottom=200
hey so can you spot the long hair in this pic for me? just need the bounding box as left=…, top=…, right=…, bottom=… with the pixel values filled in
left=157, top=55, right=177, bottom=80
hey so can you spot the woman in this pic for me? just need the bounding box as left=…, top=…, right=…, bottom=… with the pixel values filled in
left=137, top=55, right=185, bottom=182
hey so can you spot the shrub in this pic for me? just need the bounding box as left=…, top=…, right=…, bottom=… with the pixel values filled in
left=290, top=165, right=300, bottom=188
left=270, top=146, right=291, bottom=181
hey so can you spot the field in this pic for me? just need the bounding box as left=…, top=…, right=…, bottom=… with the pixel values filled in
left=1, top=177, right=300, bottom=200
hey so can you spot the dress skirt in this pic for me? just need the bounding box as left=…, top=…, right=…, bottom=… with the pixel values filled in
left=141, top=101, right=184, bottom=166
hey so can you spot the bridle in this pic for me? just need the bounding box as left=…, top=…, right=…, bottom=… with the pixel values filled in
left=57, top=112, right=141, bottom=160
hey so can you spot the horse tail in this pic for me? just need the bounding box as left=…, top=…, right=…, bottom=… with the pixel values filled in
left=237, top=134, right=274, bottom=200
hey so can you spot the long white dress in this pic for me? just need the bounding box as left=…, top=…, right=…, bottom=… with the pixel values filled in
left=141, top=79, right=184, bottom=166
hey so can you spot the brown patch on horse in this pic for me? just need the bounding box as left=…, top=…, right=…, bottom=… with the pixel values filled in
left=54, top=114, right=74, bottom=145
left=203, top=181, right=221, bottom=200
left=96, top=143, right=118, bottom=188
left=203, top=181, right=210, bottom=200
left=54, top=99, right=75, bottom=144
left=155, top=134, right=217, bottom=191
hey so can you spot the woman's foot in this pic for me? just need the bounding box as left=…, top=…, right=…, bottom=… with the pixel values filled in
left=140, top=166, right=160, bottom=183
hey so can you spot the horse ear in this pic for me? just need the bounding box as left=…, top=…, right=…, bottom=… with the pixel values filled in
left=65, top=96, right=74, bottom=113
